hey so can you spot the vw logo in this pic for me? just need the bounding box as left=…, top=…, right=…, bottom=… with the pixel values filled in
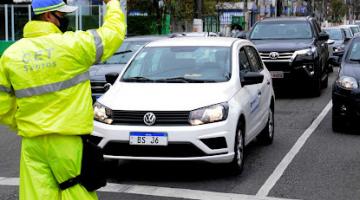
left=143, top=112, right=156, bottom=126
left=269, top=52, right=280, bottom=60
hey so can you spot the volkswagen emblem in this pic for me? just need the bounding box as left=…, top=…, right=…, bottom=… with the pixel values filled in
left=269, top=52, right=280, bottom=60
left=143, top=112, right=156, bottom=126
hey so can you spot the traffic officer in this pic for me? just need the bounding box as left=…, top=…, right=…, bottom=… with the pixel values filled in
left=0, top=0, right=126, bottom=199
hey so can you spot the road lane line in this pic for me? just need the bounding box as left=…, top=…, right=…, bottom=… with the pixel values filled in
left=0, top=177, right=299, bottom=200
left=256, top=100, right=332, bottom=197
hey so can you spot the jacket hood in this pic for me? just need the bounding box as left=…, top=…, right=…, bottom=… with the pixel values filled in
left=23, top=20, right=62, bottom=38
left=251, top=39, right=313, bottom=52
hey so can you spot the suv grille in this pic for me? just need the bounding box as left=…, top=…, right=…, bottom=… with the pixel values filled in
left=112, top=110, right=190, bottom=125
left=91, top=81, right=106, bottom=94
left=260, top=51, right=294, bottom=62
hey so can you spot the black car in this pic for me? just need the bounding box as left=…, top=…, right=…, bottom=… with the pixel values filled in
left=247, top=17, right=329, bottom=96
left=324, top=27, right=351, bottom=67
left=90, top=35, right=168, bottom=101
left=332, top=35, right=360, bottom=132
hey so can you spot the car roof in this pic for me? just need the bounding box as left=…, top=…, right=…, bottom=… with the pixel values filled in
left=261, top=17, right=311, bottom=22
left=125, top=35, right=169, bottom=42
left=145, top=37, right=242, bottom=47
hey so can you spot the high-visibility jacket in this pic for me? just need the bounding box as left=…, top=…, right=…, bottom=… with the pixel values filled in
left=0, top=0, right=126, bottom=137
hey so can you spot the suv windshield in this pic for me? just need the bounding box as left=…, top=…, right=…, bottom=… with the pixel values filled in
left=122, top=47, right=231, bottom=83
left=324, top=29, right=344, bottom=40
left=104, top=40, right=149, bottom=64
left=250, top=21, right=313, bottom=40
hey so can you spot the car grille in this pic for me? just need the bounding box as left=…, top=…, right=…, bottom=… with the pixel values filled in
left=103, top=142, right=209, bottom=157
left=259, top=51, right=294, bottom=62
left=112, top=110, right=190, bottom=126
left=91, top=81, right=106, bottom=94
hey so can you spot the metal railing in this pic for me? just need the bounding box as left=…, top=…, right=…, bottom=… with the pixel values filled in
left=0, top=4, right=108, bottom=41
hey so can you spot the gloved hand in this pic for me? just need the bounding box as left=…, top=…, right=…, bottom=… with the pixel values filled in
left=103, top=0, right=111, bottom=4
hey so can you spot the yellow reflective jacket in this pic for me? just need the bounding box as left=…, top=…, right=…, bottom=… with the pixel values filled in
left=0, top=0, right=126, bottom=137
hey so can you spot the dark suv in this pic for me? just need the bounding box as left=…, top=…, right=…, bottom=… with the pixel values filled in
left=247, top=17, right=329, bottom=96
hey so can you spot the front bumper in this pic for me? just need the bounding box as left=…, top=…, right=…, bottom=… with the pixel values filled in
left=92, top=120, right=236, bottom=164
left=332, top=84, right=360, bottom=119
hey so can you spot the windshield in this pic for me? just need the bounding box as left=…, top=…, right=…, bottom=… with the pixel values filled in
left=347, top=40, right=360, bottom=61
left=122, top=47, right=231, bottom=83
left=250, top=21, right=313, bottom=40
left=104, top=40, right=149, bottom=64
left=324, top=29, right=344, bottom=40
left=350, top=27, right=359, bottom=34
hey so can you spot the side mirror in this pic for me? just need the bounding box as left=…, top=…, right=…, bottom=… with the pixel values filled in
left=241, top=72, right=264, bottom=86
left=237, top=31, right=247, bottom=39
left=319, top=32, right=329, bottom=41
left=345, top=37, right=351, bottom=41
left=326, top=39, right=335, bottom=45
left=333, top=50, right=345, bottom=58
left=105, top=72, right=119, bottom=85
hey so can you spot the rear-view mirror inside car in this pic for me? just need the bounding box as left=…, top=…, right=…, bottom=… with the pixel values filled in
left=241, top=72, right=264, bottom=86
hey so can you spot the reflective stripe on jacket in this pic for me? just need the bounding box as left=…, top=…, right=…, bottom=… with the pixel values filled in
left=0, top=0, right=126, bottom=137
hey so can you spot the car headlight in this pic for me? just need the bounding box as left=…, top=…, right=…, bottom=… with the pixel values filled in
left=336, top=76, right=359, bottom=90
left=334, top=44, right=345, bottom=52
left=94, top=102, right=113, bottom=124
left=189, top=103, right=229, bottom=126
left=295, top=46, right=317, bottom=56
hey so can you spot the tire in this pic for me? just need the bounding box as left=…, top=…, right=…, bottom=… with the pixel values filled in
left=310, top=77, right=321, bottom=97
left=227, top=124, right=245, bottom=174
left=332, top=111, right=346, bottom=132
left=322, top=73, right=328, bottom=89
left=257, top=107, right=274, bottom=145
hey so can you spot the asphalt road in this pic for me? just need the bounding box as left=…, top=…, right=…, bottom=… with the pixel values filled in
left=1, top=69, right=359, bottom=200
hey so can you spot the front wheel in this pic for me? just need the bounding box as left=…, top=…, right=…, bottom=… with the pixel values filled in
left=257, top=107, right=274, bottom=145
left=227, top=125, right=245, bottom=174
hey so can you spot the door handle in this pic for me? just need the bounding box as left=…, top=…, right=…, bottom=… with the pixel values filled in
left=267, top=80, right=270, bottom=85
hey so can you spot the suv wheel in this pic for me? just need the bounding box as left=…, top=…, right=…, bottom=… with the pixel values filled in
left=227, top=124, right=245, bottom=174
left=311, top=77, right=321, bottom=97
left=257, top=107, right=274, bottom=145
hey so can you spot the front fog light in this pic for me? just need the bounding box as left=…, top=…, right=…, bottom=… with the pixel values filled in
left=336, top=76, right=359, bottom=90
left=189, top=103, right=229, bottom=125
left=94, top=102, right=113, bottom=124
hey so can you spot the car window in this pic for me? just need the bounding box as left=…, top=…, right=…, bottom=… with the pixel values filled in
left=104, top=40, right=149, bottom=65
left=244, top=46, right=263, bottom=71
left=122, top=46, right=231, bottom=82
left=250, top=21, right=313, bottom=40
left=346, top=39, right=360, bottom=61
left=324, top=29, right=344, bottom=40
left=239, top=48, right=251, bottom=73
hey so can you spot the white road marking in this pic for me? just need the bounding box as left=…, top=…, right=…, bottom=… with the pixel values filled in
left=256, top=100, right=332, bottom=197
left=0, top=177, right=298, bottom=200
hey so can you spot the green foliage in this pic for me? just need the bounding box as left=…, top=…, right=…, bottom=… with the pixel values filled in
left=328, top=0, right=347, bottom=23
left=127, top=16, right=158, bottom=36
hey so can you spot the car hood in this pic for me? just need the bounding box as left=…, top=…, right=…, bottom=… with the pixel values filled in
left=251, top=39, right=313, bottom=52
left=97, top=82, right=236, bottom=111
left=89, top=64, right=126, bottom=81
left=340, top=63, right=360, bottom=78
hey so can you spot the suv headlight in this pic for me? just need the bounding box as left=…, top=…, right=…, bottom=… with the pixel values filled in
left=295, top=46, right=317, bottom=56
left=94, top=102, right=113, bottom=124
left=336, top=76, right=359, bottom=90
left=189, top=103, right=229, bottom=126
left=334, top=44, right=345, bottom=52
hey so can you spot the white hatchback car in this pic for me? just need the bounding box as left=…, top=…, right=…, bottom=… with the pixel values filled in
left=92, top=37, right=275, bottom=173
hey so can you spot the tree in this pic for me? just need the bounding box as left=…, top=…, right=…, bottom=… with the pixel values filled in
left=328, top=0, right=347, bottom=23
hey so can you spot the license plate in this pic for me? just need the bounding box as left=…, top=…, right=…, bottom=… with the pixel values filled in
left=270, top=71, right=284, bottom=79
left=129, top=132, right=168, bottom=146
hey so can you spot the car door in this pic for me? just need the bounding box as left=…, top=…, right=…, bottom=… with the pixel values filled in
left=238, top=47, right=262, bottom=139
left=244, top=46, right=271, bottom=134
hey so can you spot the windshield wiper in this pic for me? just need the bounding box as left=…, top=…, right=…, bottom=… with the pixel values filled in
left=113, top=50, right=133, bottom=55
left=122, top=76, right=155, bottom=82
left=156, top=77, right=216, bottom=83
left=350, top=58, right=360, bottom=62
